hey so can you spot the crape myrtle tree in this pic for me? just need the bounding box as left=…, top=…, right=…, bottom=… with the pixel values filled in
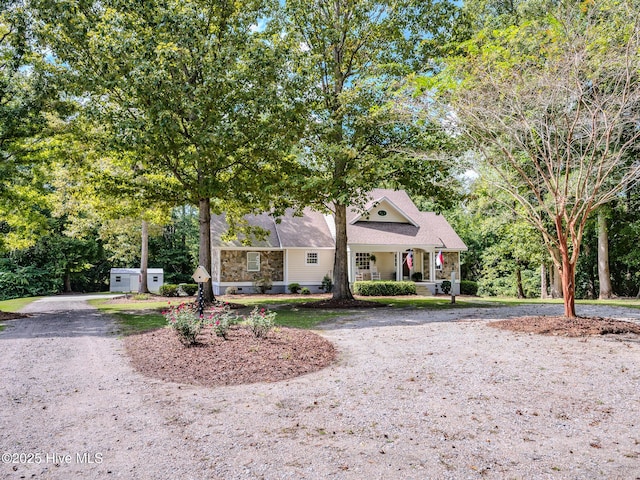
left=435, top=0, right=640, bottom=317
left=284, top=0, right=463, bottom=300
left=34, top=0, right=304, bottom=302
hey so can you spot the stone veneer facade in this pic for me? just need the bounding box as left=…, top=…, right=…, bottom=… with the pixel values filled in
left=220, top=250, right=284, bottom=282
left=435, top=252, right=460, bottom=281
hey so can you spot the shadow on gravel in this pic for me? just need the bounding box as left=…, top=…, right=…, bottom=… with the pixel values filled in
left=316, top=303, right=640, bottom=330
left=0, top=310, right=117, bottom=340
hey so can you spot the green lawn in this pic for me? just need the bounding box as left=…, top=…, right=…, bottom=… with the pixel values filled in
left=0, top=296, right=42, bottom=313
left=89, top=298, right=168, bottom=336
left=364, top=296, right=500, bottom=309
left=90, top=297, right=345, bottom=333
left=82, top=293, right=640, bottom=337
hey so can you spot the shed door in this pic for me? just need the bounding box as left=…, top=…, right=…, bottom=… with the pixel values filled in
left=129, top=275, right=140, bottom=292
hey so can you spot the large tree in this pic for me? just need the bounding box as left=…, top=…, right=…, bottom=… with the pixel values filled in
left=35, top=0, right=303, bottom=301
left=0, top=0, right=63, bottom=251
left=438, top=0, right=640, bottom=317
left=284, top=0, right=462, bottom=300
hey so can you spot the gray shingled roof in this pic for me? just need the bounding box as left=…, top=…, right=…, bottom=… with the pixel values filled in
left=210, top=208, right=334, bottom=248
left=210, top=189, right=466, bottom=250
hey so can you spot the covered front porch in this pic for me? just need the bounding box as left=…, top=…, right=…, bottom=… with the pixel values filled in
left=348, top=247, right=462, bottom=295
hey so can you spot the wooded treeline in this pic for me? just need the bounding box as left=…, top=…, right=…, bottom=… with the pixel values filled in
left=1, top=0, right=639, bottom=313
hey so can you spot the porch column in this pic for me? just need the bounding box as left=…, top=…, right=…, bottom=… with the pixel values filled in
left=348, top=247, right=354, bottom=282
left=429, top=250, right=435, bottom=282
left=396, top=250, right=403, bottom=281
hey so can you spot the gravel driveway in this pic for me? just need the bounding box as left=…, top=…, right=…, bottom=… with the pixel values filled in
left=1, top=296, right=639, bottom=479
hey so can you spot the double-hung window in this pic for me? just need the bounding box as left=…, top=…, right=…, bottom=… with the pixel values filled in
left=247, top=252, right=261, bottom=272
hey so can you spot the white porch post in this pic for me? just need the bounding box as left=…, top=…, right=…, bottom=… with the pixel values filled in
left=396, top=250, right=402, bottom=281
left=284, top=249, right=289, bottom=288
left=429, top=250, right=435, bottom=282
left=348, top=247, right=353, bottom=282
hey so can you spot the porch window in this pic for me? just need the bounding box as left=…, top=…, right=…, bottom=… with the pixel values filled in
left=355, top=253, right=370, bottom=270
left=247, top=252, right=260, bottom=272
left=306, top=251, right=319, bottom=265
left=115, top=276, right=121, bottom=283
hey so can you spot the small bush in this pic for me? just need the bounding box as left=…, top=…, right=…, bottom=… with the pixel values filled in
left=225, top=286, right=238, bottom=295
left=440, top=280, right=451, bottom=294
left=132, top=293, right=150, bottom=301
left=253, top=276, right=272, bottom=294
left=207, top=303, right=239, bottom=340
left=300, top=287, right=311, bottom=295
left=159, top=284, right=180, bottom=297
left=244, top=307, right=277, bottom=338
left=288, top=282, right=301, bottom=294
left=320, top=274, right=333, bottom=293
left=353, top=281, right=416, bottom=296
left=181, top=284, right=198, bottom=296
left=163, top=302, right=203, bottom=346
left=411, top=272, right=423, bottom=282
left=460, top=280, right=478, bottom=296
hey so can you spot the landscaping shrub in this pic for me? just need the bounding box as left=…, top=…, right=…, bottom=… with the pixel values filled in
left=207, top=303, right=239, bottom=340
left=225, top=286, right=238, bottom=295
left=440, top=280, right=451, bottom=294
left=159, top=284, right=180, bottom=297
left=288, top=282, right=301, bottom=294
left=244, top=307, right=277, bottom=338
left=301, top=287, right=311, bottom=295
left=181, top=283, right=198, bottom=296
left=353, top=281, right=416, bottom=296
left=460, top=280, right=478, bottom=295
left=253, top=276, right=272, bottom=294
left=163, top=302, right=203, bottom=346
left=320, top=274, right=333, bottom=293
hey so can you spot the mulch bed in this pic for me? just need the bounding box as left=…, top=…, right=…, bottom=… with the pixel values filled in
left=488, top=316, right=640, bottom=337
left=298, top=298, right=385, bottom=309
left=124, top=326, right=337, bottom=387
left=0, top=311, right=25, bottom=321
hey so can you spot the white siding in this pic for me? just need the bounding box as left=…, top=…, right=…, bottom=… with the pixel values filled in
left=375, top=252, right=397, bottom=281
left=364, top=200, right=411, bottom=223
left=286, top=249, right=334, bottom=283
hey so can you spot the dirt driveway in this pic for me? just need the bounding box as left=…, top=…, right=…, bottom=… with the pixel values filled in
left=1, top=296, right=639, bottom=479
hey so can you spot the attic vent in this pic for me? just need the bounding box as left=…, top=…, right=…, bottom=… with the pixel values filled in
left=377, top=210, right=387, bottom=217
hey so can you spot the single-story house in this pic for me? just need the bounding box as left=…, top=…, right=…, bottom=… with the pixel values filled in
left=210, top=189, right=467, bottom=295
left=109, top=268, right=164, bottom=294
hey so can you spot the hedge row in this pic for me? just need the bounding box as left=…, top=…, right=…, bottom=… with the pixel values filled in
left=159, top=283, right=199, bottom=297
left=353, top=281, right=416, bottom=296
left=460, top=280, right=478, bottom=296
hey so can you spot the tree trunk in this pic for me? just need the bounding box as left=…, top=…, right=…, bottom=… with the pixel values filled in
left=551, top=262, right=563, bottom=298
left=559, top=251, right=576, bottom=318
left=64, top=271, right=72, bottom=293
left=139, top=219, right=149, bottom=294
left=332, top=203, right=354, bottom=300
left=515, top=265, right=525, bottom=298
left=199, top=197, right=215, bottom=303
left=540, top=263, right=549, bottom=299
left=597, top=212, right=613, bottom=299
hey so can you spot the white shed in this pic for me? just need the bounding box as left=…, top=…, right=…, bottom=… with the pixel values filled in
left=109, top=268, right=164, bottom=294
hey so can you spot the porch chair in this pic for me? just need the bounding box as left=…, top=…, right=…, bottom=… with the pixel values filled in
left=370, top=265, right=381, bottom=280
left=355, top=269, right=364, bottom=281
